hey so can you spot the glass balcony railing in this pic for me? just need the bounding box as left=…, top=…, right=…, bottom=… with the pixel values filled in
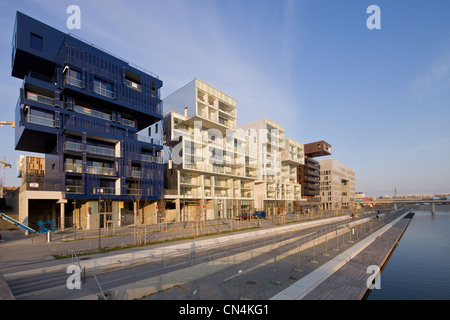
left=130, top=170, right=141, bottom=178
left=124, top=79, right=141, bottom=92
left=86, top=145, right=115, bottom=157
left=64, top=163, right=82, bottom=173
left=64, top=141, right=115, bottom=157
left=86, top=165, right=115, bottom=176
left=65, top=75, right=83, bottom=88
left=64, top=141, right=82, bottom=153
left=126, top=188, right=140, bottom=195
left=121, top=118, right=135, bottom=128
left=73, top=105, right=112, bottom=122
left=66, top=185, right=83, bottom=194
left=25, top=114, right=55, bottom=127
left=92, top=187, right=116, bottom=195
left=26, top=92, right=55, bottom=106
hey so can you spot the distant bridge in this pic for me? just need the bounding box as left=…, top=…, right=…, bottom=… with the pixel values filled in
left=363, top=198, right=450, bottom=214
left=371, top=199, right=450, bottom=204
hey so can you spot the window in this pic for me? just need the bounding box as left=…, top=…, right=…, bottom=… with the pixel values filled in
left=30, top=33, right=43, bottom=51
left=65, top=68, right=83, bottom=88
left=124, top=70, right=141, bottom=91
left=94, top=78, right=114, bottom=98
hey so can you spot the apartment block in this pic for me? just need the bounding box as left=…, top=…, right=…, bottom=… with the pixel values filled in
left=239, top=119, right=304, bottom=215
left=150, top=78, right=257, bottom=221
left=11, top=12, right=163, bottom=230
left=17, top=155, right=45, bottom=190
left=318, top=158, right=355, bottom=211
left=299, top=141, right=332, bottom=209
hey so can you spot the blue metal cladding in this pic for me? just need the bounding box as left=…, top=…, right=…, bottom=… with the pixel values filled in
left=11, top=11, right=164, bottom=201
left=59, top=38, right=163, bottom=124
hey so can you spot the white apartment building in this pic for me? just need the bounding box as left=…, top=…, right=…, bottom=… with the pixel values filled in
left=149, top=78, right=257, bottom=221
left=239, top=119, right=304, bottom=216
left=318, top=158, right=355, bottom=211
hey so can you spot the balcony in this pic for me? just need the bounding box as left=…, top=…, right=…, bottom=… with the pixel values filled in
left=25, top=114, right=55, bottom=127
left=126, top=188, right=140, bottom=195
left=64, top=162, right=82, bottom=173
left=66, top=185, right=83, bottom=194
left=92, top=187, right=116, bottom=195
left=86, top=145, right=115, bottom=158
left=65, top=75, right=83, bottom=88
left=26, top=92, right=54, bottom=106
left=129, top=169, right=141, bottom=178
left=121, top=118, right=135, bottom=128
left=124, top=78, right=141, bottom=92
left=64, top=141, right=115, bottom=158
left=141, top=154, right=163, bottom=164
left=73, top=105, right=112, bottom=122
left=86, top=165, right=115, bottom=176
left=64, top=141, right=82, bottom=153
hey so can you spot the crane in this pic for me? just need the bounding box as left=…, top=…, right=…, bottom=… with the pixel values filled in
left=1, top=157, right=11, bottom=198
left=0, top=121, right=15, bottom=128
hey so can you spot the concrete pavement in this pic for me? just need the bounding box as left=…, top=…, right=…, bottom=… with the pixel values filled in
left=1, top=210, right=401, bottom=300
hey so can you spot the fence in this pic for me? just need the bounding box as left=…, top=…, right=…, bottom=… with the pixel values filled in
left=66, top=207, right=409, bottom=300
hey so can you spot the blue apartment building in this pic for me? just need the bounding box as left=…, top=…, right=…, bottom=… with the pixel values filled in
left=11, top=12, right=163, bottom=230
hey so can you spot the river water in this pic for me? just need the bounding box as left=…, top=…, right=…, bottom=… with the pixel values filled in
left=367, top=205, right=450, bottom=300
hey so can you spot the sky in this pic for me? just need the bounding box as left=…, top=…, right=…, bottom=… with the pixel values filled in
left=0, top=0, right=449, bottom=197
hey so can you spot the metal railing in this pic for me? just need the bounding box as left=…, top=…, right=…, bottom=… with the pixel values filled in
left=86, top=165, right=115, bottom=176
left=71, top=249, right=106, bottom=300
left=25, top=114, right=55, bottom=127
left=26, top=92, right=55, bottom=106
left=65, top=75, right=83, bottom=88
left=86, top=145, right=115, bottom=157
left=73, top=105, right=112, bottom=122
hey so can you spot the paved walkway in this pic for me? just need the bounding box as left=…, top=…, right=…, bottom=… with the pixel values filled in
left=143, top=210, right=411, bottom=300
left=0, top=212, right=344, bottom=275
left=0, top=209, right=408, bottom=300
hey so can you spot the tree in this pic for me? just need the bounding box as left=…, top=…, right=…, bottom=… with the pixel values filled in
left=294, top=200, right=301, bottom=221
left=193, top=199, right=203, bottom=237
left=278, top=200, right=286, bottom=224
left=157, top=197, right=168, bottom=231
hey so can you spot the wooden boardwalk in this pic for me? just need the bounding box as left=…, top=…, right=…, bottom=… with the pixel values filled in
left=302, top=212, right=415, bottom=300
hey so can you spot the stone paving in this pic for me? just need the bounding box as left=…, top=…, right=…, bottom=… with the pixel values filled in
left=144, top=212, right=399, bottom=300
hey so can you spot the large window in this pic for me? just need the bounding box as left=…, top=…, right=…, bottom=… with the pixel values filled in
left=65, top=68, right=83, bottom=88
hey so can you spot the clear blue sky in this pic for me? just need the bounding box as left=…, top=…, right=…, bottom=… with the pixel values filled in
left=0, top=0, right=449, bottom=197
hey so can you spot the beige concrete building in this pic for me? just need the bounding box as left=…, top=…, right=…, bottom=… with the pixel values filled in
left=152, top=78, right=257, bottom=221
left=239, top=118, right=304, bottom=216
left=318, top=158, right=355, bottom=212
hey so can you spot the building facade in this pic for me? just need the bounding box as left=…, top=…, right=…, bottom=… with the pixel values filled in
left=149, top=78, right=257, bottom=221
left=11, top=12, right=163, bottom=230
left=298, top=141, right=332, bottom=210
left=17, top=155, right=45, bottom=190
left=239, top=119, right=304, bottom=216
left=318, top=158, right=355, bottom=212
